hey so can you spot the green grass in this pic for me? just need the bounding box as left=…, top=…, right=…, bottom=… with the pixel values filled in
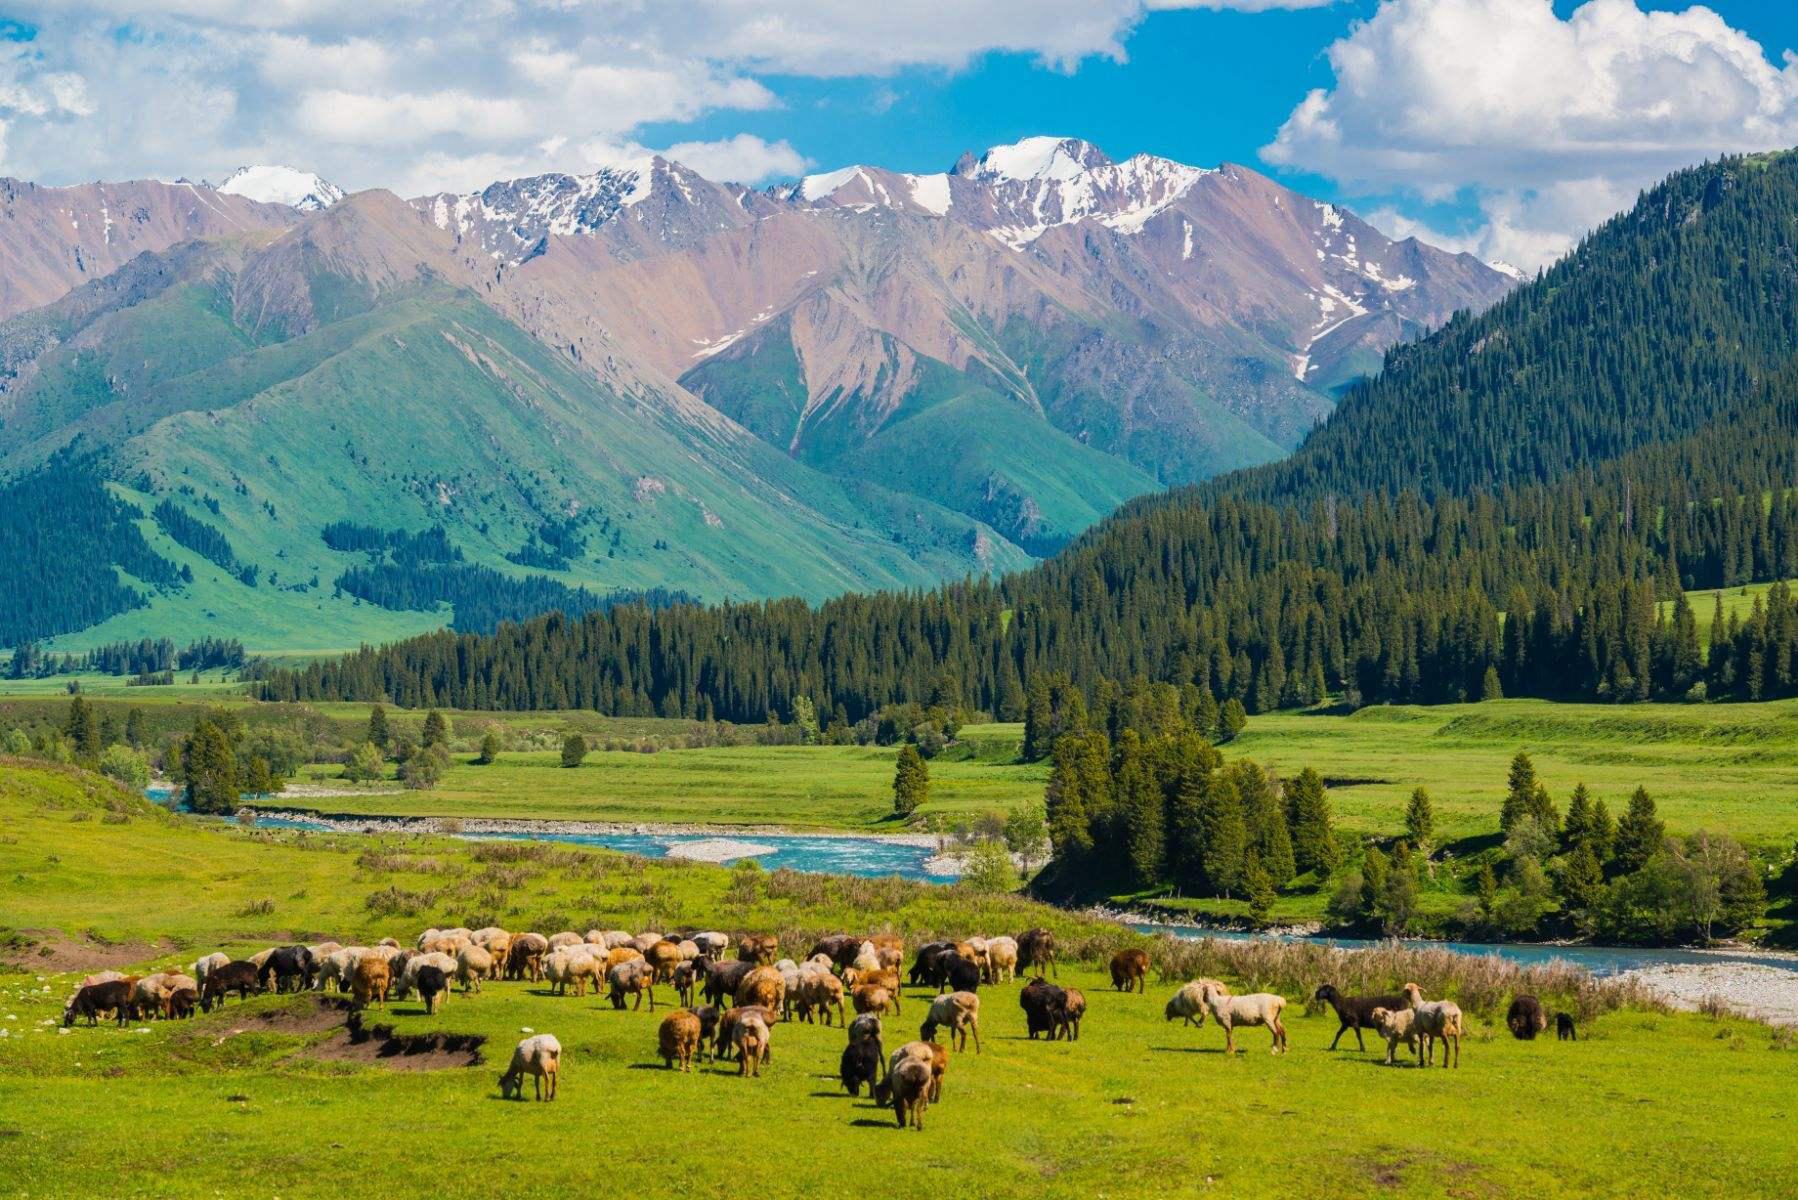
left=263, top=736, right=1047, bottom=830
left=1662, top=581, right=1793, bottom=648
left=2, top=763, right=1794, bottom=1199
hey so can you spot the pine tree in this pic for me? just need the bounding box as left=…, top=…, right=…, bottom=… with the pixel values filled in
left=244, top=755, right=274, bottom=797
left=1527, top=782, right=1560, bottom=836
left=1217, top=698, right=1247, bottom=743
left=367, top=704, right=391, bottom=749
left=422, top=709, right=448, bottom=748
left=1481, top=665, right=1503, bottom=700
left=1236, top=761, right=1296, bottom=886
left=1287, top=767, right=1339, bottom=878
left=893, top=743, right=928, bottom=817
left=1589, top=798, right=1616, bottom=863
left=1500, top=750, right=1537, bottom=835
left=1044, top=734, right=1096, bottom=858
left=64, top=695, right=99, bottom=761
left=1613, top=786, right=1665, bottom=874
left=1380, top=841, right=1419, bottom=933
left=1558, top=842, right=1605, bottom=931
left=1359, top=845, right=1389, bottom=923
left=183, top=720, right=239, bottom=815
left=1114, top=732, right=1164, bottom=889
left=1021, top=675, right=1054, bottom=761
left=124, top=707, right=145, bottom=750
left=1197, top=774, right=1248, bottom=897
left=1475, top=862, right=1499, bottom=921
left=1243, top=859, right=1277, bottom=923
left=1404, top=787, right=1435, bottom=851
left=1562, top=782, right=1594, bottom=849
left=792, top=695, right=819, bottom=744
left=1166, top=768, right=1208, bottom=894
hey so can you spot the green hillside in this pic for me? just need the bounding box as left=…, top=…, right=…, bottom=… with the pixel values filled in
left=1, top=231, right=1032, bottom=650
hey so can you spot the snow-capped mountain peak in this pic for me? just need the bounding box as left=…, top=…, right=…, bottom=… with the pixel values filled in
left=964, top=136, right=1110, bottom=182
left=217, top=165, right=344, bottom=212
left=1487, top=259, right=1529, bottom=282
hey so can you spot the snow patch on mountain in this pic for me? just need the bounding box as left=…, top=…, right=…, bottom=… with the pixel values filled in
left=909, top=173, right=951, bottom=216
left=217, top=165, right=343, bottom=211
left=1488, top=259, right=1529, bottom=281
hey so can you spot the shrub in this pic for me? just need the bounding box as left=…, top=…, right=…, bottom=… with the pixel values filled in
left=98, top=744, right=150, bottom=790
left=561, top=734, right=588, bottom=768
left=343, top=741, right=386, bottom=783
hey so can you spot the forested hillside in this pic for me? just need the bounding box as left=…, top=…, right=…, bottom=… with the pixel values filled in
left=260, top=152, right=1798, bottom=719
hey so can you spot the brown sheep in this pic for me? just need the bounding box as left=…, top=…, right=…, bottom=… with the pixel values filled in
left=507, top=932, right=549, bottom=981
left=887, top=1057, right=933, bottom=1130
left=1110, top=948, right=1150, bottom=993
left=1369, top=1005, right=1422, bottom=1066
left=876, top=1039, right=948, bottom=1105
left=920, top=991, right=981, bottom=1053
left=852, top=984, right=892, bottom=1017
left=499, top=1034, right=560, bottom=1100
left=646, top=939, right=684, bottom=984
left=607, top=960, right=657, bottom=1011
left=351, top=955, right=390, bottom=1010
left=658, top=1009, right=702, bottom=1072
left=734, top=964, right=785, bottom=1013
left=1059, top=988, right=1087, bottom=1041
left=717, top=1005, right=781, bottom=1063
left=737, top=933, right=779, bottom=965
left=1507, top=994, right=1548, bottom=1040
left=1016, top=928, right=1057, bottom=977
left=734, top=1011, right=771, bottom=1077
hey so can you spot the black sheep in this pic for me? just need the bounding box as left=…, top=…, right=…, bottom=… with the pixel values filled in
left=64, top=979, right=134, bottom=1027
left=1507, top=994, right=1548, bottom=1040
left=1556, top=1012, right=1578, bottom=1041
left=699, top=959, right=755, bottom=1007
left=688, top=1005, right=721, bottom=1060
left=840, top=1037, right=882, bottom=1097
left=1314, top=984, right=1410, bottom=1052
left=909, top=942, right=956, bottom=988
left=416, top=964, right=449, bottom=1015
left=1020, top=977, right=1067, bottom=1040
left=942, top=955, right=980, bottom=995
left=1017, top=928, right=1057, bottom=978
left=259, top=946, right=314, bottom=994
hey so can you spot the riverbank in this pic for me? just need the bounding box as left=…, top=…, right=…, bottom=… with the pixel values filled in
left=1616, top=960, right=1798, bottom=1027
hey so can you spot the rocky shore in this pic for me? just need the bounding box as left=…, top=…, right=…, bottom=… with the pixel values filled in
left=1617, top=959, right=1798, bottom=1027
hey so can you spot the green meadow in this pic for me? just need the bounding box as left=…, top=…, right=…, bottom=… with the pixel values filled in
left=1, top=763, right=1794, bottom=1200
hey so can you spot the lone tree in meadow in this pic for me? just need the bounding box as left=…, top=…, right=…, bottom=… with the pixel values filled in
left=1404, top=787, right=1435, bottom=852
left=561, top=733, right=589, bottom=769
left=893, top=743, right=928, bottom=817
left=367, top=704, right=391, bottom=749
left=422, top=709, right=448, bottom=749
left=477, top=730, right=501, bottom=765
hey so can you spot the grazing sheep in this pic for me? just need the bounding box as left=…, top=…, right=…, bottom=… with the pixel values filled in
left=416, top=928, right=442, bottom=949
left=157, top=974, right=198, bottom=1019
left=983, top=936, right=1019, bottom=984
left=1017, top=928, right=1057, bottom=977
left=688, top=1006, right=722, bottom=1060
left=314, top=948, right=366, bottom=993
left=1164, top=979, right=1230, bottom=1028
left=351, top=956, right=390, bottom=1010
left=673, top=961, right=699, bottom=1007
left=167, top=985, right=199, bottom=1020
left=1401, top=982, right=1463, bottom=1069
left=65, top=980, right=134, bottom=1026
left=737, top=933, right=778, bottom=965
left=840, top=1036, right=882, bottom=1097
left=627, top=932, right=664, bottom=955
left=415, top=965, right=449, bottom=1015
left=734, top=965, right=784, bottom=1014
left=692, top=931, right=729, bottom=960
left=478, top=934, right=511, bottom=978
left=456, top=945, right=494, bottom=993
left=499, top=1033, right=561, bottom=1101
left=1059, top=988, right=1087, bottom=1041
left=201, top=961, right=262, bottom=1012
left=595, top=930, right=632, bottom=950
left=259, top=946, right=314, bottom=994
left=1556, top=1012, right=1578, bottom=1041
left=852, top=985, right=892, bottom=1018
left=909, top=942, right=955, bottom=989
left=396, top=952, right=460, bottom=1001
left=132, top=973, right=174, bottom=1020
left=1019, top=977, right=1067, bottom=1040
left=191, top=953, right=229, bottom=991
left=658, top=1009, right=702, bottom=1072
left=675, top=939, right=701, bottom=963
left=1313, top=984, right=1410, bottom=1052
left=1199, top=982, right=1288, bottom=1055
left=547, top=931, right=583, bottom=953
left=1369, top=1006, right=1423, bottom=1066
left=607, top=959, right=657, bottom=1011
left=471, top=926, right=508, bottom=945
left=877, top=1040, right=948, bottom=1106
left=716, top=1006, right=781, bottom=1063
left=1507, top=994, right=1548, bottom=1041
left=887, top=1057, right=933, bottom=1130
left=940, top=956, right=980, bottom=996
left=800, top=971, right=847, bottom=1027
left=811, top=934, right=860, bottom=967
left=699, top=959, right=756, bottom=1007
left=248, top=947, right=278, bottom=971
left=852, top=941, right=883, bottom=974
left=543, top=949, right=599, bottom=998
left=1109, top=948, right=1150, bottom=994
left=734, top=1011, right=771, bottom=1077
left=507, top=933, right=549, bottom=982
left=847, top=1013, right=885, bottom=1083
left=921, top=991, right=981, bottom=1053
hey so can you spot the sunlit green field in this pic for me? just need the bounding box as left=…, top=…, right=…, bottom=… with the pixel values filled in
left=2, top=763, right=1793, bottom=1199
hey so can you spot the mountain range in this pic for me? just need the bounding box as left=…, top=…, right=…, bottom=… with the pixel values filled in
left=0, top=138, right=1515, bottom=650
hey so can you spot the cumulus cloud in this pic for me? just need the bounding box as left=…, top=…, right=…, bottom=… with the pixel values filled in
left=1264, top=0, right=1798, bottom=269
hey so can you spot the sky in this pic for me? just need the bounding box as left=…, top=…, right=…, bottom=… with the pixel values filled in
left=3, top=0, right=1798, bottom=269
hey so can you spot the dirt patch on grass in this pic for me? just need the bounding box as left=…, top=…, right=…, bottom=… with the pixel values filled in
left=305, top=1011, right=486, bottom=1070
left=0, top=927, right=170, bottom=973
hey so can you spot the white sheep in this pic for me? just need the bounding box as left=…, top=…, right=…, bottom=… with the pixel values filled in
left=456, top=945, right=494, bottom=993
left=314, top=947, right=368, bottom=992
left=1369, top=1005, right=1423, bottom=1066
left=192, top=952, right=230, bottom=990
left=692, top=931, right=729, bottom=959
left=395, top=951, right=460, bottom=1001
left=852, top=941, right=882, bottom=974
left=1401, top=982, right=1464, bottom=1068
left=1164, top=978, right=1230, bottom=1027
left=983, top=936, right=1018, bottom=984
left=599, top=930, right=635, bottom=949
left=546, top=931, right=583, bottom=952
left=1199, top=982, right=1286, bottom=1054
left=499, top=1033, right=561, bottom=1100
left=921, top=991, right=981, bottom=1053
left=543, top=949, right=600, bottom=998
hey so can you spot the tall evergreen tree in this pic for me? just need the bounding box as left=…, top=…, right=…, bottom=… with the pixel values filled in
left=1404, top=787, right=1435, bottom=852
left=1613, top=786, right=1665, bottom=874
left=183, top=720, right=239, bottom=815
left=367, top=704, right=391, bottom=750
left=893, top=744, right=929, bottom=817
left=1237, top=761, right=1296, bottom=886
left=1286, top=767, right=1339, bottom=878
left=421, top=708, right=448, bottom=748
left=1500, top=751, right=1537, bottom=835
left=1197, top=773, right=1248, bottom=898
left=64, top=696, right=100, bottom=761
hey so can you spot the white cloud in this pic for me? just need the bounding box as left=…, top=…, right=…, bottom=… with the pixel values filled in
left=659, top=135, right=809, bottom=184
left=1148, top=1, right=1336, bottom=10
left=1263, top=0, right=1798, bottom=269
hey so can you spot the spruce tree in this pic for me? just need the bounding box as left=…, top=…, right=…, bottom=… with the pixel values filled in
left=1359, top=846, right=1389, bottom=923
left=1044, top=735, right=1095, bottom=858
left=1287, top=767, right=1339, bottom=878
left=1500, top=751, right=1537, bottom=834
left=422, top=709, right=448, bottom=748
left=1613, top=786, right=1665, bottom=873
left=1236, top=761, right=1296, bottom=886
left=1217, top=698, right=1247, bottom=743
left=124, top=707, right=145, bottom=750
left=1114, top=732, right=1164, bottom=889
left=1558, top=842, right=1605, bottom=931
left=1589, top=798, right=1616, bottom=863
left=1481, top=665, right=1503, bottom=700
left=893, top=744, right=928, bottom=817
left=1404, top=787, right=1435, bottom=851
left=1562, top=782, right=1594, bottom=849
left=64, top=695, right=99, bottom=761
left=1527, top=782, right=1560, bottom=836
left=1166, top=768, right=1208, bottom=894
left=183, top=720, right=239, bottom=815
left=1197, top=774, right=1248, bottom=897
left=367, top=704, right=391, bottom=750
left=1021, top=675, right=1054, bottom=761
left=1243, top=860, right=1276, bottom=922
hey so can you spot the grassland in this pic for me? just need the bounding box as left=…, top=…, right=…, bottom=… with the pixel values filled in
left=1, top=763, right=1793, bottom=1199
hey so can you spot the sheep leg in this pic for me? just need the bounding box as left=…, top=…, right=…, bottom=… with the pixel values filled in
left=971, top=1018, right=982, bottom=1054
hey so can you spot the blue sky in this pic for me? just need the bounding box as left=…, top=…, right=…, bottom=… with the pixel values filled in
left=5, top=1, right=1798, bottom=268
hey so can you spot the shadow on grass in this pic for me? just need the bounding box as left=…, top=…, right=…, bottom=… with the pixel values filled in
left=850, top=1118, right=901, bottom=1129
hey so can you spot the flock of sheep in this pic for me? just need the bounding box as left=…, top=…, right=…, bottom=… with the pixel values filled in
left=60, top=921, right=1564, bottom=1129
